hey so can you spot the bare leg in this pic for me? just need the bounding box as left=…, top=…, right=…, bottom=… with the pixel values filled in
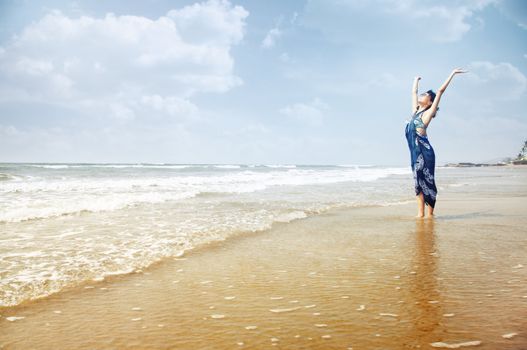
left=416, top=192, right=425, bottom=218
left=427, top=203, right=435, bottom=217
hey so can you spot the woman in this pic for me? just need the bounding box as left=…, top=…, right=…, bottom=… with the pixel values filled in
left=405, top=68, right=468, bottom=218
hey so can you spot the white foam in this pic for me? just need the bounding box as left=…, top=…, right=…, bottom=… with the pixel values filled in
left=337, top=164, right=374, bottom=168
left=430, top=340, right=482, bottom=348
left=269, top=307, right=301, bottom=313
left=275, top=211, right=307, bottom=223
left=28, top=164, right=204, bottom=169
left=0, top=165, right=410, bottom=222
left=5, top=316, right=25, bottom=322
left=502, top=333, right=517, bottom=339
left=29, top=164, right=70, bottom=169
left=264, top=164, right=296, bottom=168
left=214, top=165, right=241, bottom=169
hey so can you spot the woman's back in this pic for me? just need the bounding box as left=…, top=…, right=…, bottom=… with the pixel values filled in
left=412, top=109, right=428, bottom=137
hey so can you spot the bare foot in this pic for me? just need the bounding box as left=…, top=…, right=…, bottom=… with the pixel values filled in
left=415, top=214, right=424, bottom=218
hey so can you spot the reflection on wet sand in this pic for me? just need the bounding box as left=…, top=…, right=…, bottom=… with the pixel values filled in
left=406, top=218, right=447, bottom=346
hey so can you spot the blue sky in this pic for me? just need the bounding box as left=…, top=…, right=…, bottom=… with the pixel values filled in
left=0, top=0, right=526, bottom=165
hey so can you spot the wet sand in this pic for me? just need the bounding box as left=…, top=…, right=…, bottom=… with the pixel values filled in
left=1, top=190, right=526, bottom=349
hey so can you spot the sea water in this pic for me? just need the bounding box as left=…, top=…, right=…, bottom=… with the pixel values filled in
left=0, top=162, right=510, bottom=307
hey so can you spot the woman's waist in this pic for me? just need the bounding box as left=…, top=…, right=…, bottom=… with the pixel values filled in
left=415, top=130, right=429, bottom=139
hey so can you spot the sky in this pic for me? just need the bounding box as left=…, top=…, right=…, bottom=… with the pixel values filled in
left=0, top=0, right=526, bottom=166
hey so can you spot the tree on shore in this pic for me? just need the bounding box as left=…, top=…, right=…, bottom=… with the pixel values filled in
left=517, top=140, right=527, bottom=161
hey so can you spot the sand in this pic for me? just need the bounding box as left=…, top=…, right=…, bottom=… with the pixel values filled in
left=1, top=188, right=526, bottom=349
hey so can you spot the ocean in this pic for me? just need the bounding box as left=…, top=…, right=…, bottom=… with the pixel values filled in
left=0, top=163, right=517, bottom=308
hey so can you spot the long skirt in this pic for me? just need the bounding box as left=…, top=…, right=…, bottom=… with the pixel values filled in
left=405, top=127, right=438, bottom=208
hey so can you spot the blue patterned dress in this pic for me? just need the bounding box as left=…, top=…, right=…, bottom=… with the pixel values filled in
left=404, top=108, right=437, bottom=208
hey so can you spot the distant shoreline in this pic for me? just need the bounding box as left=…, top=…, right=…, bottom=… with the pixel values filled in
left=443, top=160, right=527, bottom=167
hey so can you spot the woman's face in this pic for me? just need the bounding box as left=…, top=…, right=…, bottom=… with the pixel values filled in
left=418, top=92, right=432, bottom=107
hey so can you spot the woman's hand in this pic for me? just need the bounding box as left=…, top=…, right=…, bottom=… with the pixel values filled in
left=452, top=67, right=468, bottom=75
left=414, top=76, right=421, bottom=81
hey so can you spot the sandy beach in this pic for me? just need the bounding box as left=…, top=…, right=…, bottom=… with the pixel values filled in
left=1, top=170, right=526, bottom=349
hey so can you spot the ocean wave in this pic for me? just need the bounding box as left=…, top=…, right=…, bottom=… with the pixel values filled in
left=0, top=190, right=200, bottom=223
left=0, top=167, right=411, bottom=222
left=28, top=164, right=70, bottom=169
left=0, top=206, right=314, bottom=308
left=0, top=167, right=410, bottom=194
left=337, top=164, right=375, bottom=168
left=213, top=165, right=241, bottom=169
left=0, top=172, right=17, bottom=181
left=263, top=164, right=297, bottom=168
left=26, top=164, right=207, bottom=169
left=0, top=197, right=412, bottom=308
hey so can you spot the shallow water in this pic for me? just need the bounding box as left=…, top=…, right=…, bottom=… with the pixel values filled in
left=1, top=163, right=421, bottom=307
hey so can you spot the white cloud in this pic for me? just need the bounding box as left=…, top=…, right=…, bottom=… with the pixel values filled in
left=279, top=52, right=292, bottom=63
left=222, top=122, right=270, bottom=136
left=261, top=12, right=300, bottom=50
left=302, top=0, right=500, bottom=43
left=289, top=70, right=401, bottom=96
left=0, top=0, right=249, bottom=121
left=403, top=5, right=473, bottom=42
left=496, top=0, right=527, bottom=30
left=240, top=122, right=270, bottom=134
left=167, top=0, right=248, bottom=45
left=262, top=27, right=282, bottom=49
left=109, top=103, right=136, bottom=121
left=280, top=98, right=329, bottom=126
left=457, top=61, right=527, bottom=101
left=290, top=12, right=299, bottom=25
left=140, top=94, right=199, bottom=118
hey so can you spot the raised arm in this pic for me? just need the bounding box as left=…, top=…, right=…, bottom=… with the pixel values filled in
left=422, top=67, right=468, bottom=122
left=412, top=76, right=420, bottom=113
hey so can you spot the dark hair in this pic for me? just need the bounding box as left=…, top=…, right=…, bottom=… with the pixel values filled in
left=426, top=89, right=436, bottom=102
left=426, top=89, right=440, bottom=114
